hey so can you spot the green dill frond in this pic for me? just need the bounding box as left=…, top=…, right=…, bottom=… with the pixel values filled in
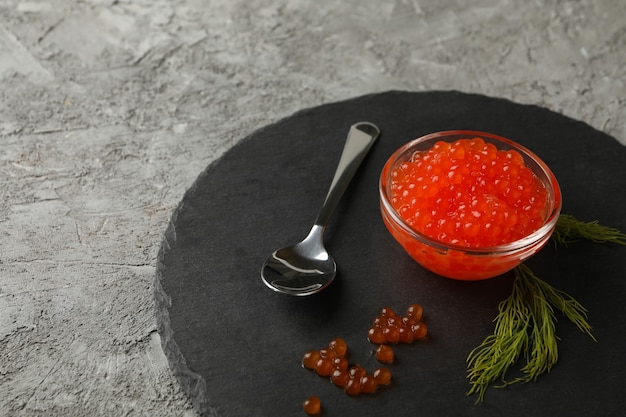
left=553, top=214, right=626, bottom=246
left=466, top=263, right=595, bottom=403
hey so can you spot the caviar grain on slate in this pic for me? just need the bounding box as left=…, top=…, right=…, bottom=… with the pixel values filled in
left=359, top=374, right=379, bottom=394
left=367, top=304, right=428, bottom=345
left=302, top=350, right=320, bottom=370
left=302, top=338, right=391, bottom=397
left=406, top=304, right=423, bottom=321
left=329, top=337, right=347, bottom=356
left=302, top=396, right=321, bottom=415
left=301, top=305, right=428, bottom=404
left=331, top=368, right=350, bottom=388
left=314, top=357, right=334, bottom=377
left=375, top=344, right=395, bottom=364
left=373, top=367, right=392, bottom=385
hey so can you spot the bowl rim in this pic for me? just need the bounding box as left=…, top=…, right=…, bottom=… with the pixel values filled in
left=379, top=130, right=563, bottom=255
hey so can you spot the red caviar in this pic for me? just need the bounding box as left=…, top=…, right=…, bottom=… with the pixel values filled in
left=301, top=305, right=429, bottom=409
left=373, top=367, right=392, bottom=385
left=367, top=304, right=428, bottom=345
left=389, top=137, right=549, bottom=248
left=375, top=345, right=395, bottom=364
left=381, top=133, right=561, bottom=280
left=302, top=396, right=321, bottom=415
left=302, top=337, right=392, bottom=397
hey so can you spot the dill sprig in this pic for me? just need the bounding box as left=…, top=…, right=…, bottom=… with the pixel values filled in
left=553, top=214, right=626, bottom=246
left=467, top=215, right=623, bottom=403
left=466, top=263, right=595, bottom=403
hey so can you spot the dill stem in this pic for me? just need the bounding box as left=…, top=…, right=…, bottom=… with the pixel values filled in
left=467, top=215, right=622, bottom=402
left=466, top=263, right=595, bottom=403
left=553, top=214, right=626, bottom=246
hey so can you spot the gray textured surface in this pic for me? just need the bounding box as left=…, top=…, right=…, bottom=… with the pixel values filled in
left=1, top=1, right=624, bottom=416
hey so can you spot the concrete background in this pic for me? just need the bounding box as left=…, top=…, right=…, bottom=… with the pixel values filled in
left=1, top=1, right=624, bottom=416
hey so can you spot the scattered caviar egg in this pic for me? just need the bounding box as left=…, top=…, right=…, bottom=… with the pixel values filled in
left=375, top=345, right=395, bottom=364
left=331, top=368, right=350, bottom=388
left=382, top=326, right=400, bottom=344
left=398, top=325, right=414, bottom=344
left=359, top=375, right=379, bottom=394
left=411, top=322, right=428, bottom=339
left=302, top=306, right=428, bottom=400
left=328, top=337, right=347, bottom=356
left=367, top=327, right=385, bottom=344
left=302, top=350, right=320, bottom=370
left=314, top=357, right=334, bottom=377
left=381, top=307, right=396, bottom=317
left=344, top=378, right=361, bottom=396
left=348, top=364, right=367, bottom=381
left=302, top=396, right=321, bottom=415
left=406, top=304, right=423, bottom=321
left=401, top=315, right=417, bottom=327
left=332, top=356, right=348, bottom=371
left=318, top=348, right=336, bottom=359
left=373, top=367, right=392, bottom=385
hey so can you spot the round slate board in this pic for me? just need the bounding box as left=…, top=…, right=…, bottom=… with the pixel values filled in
left=155, top=91, right=626, bottom=417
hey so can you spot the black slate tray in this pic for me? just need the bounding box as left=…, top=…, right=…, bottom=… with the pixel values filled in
left=155, top=91, right=626, bottom=417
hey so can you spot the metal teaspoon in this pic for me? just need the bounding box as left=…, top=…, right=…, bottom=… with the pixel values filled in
left=261, top=122, right=381, bottom=296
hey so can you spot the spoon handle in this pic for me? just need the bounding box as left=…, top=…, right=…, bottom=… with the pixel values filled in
left=314, top=122, right=380, bottom=228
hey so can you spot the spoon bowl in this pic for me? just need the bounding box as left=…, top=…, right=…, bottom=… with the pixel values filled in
left=261, top=122, right=380, bottom=296
left=261, top=225, right=335, bottom=296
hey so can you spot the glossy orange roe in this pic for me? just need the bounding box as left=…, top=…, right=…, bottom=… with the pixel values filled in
left=375, top=345, right=395, bottom=364
left=389, top=138, right=549, bottom=248
left=301, top=305, right=429, bottom=409
left=302, top=338, right=393, bottom=397
left=302, top=396, right=321, bottom=415
left=367, top=304, right=428, bottom=346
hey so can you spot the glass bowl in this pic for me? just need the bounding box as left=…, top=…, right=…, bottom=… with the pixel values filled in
left=379, top=130, right=562, bottom=280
